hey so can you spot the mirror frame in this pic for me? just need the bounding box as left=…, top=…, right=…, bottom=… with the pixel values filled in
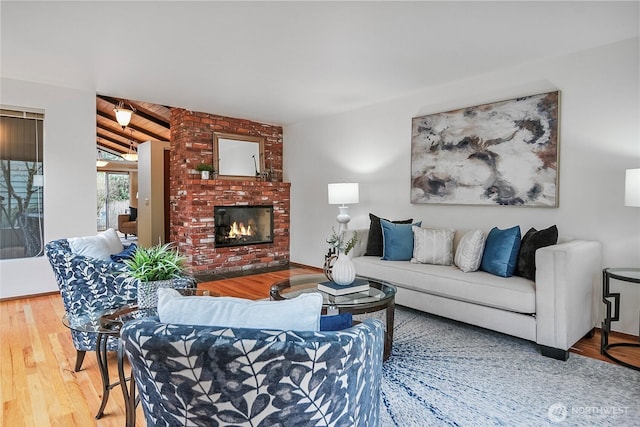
left=213, top=132, right=265, bottom=180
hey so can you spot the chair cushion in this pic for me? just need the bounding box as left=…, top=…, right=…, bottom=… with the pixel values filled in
left=157, top=289, right=323, bottom=331
left=68, top=228, right=124, bottom=261
left=320, top=313, right=353, bottom=331
left=110, top=243, right=137, bottom=263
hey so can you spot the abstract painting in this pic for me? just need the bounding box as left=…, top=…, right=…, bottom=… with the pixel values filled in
left=411, top=91, right=559, bottom=207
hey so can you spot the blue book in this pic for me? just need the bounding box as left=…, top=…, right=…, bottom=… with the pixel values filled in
left=317, top=278, right=370, bottom=296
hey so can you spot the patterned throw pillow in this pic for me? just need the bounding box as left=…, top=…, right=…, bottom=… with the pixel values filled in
left=411, top=227, right=455, bottom=265
left=480, top=226, right=521, bottom=277
left=454, top=229, right=486, bottom=272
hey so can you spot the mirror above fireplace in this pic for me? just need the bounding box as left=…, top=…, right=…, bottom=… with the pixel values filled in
left=214, top=132, right=265, bottom=180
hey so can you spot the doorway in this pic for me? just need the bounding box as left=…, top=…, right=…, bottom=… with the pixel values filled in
left=97, top=172, right=131, bottom=231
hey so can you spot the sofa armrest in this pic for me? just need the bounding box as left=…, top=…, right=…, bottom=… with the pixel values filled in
left=349, top=228, right=370, bottom=258
left=534, top=240, right=602, bottom=351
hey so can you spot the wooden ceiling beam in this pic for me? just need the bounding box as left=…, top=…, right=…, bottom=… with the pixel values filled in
left=97, top=94, right=170, bottom=128
left=96, top=130, right=130, bottom=150
left=96, top=111, right=167, bottom=141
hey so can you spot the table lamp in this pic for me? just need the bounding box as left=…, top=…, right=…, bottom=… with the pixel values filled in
left=328, top=183, right=359, bottom=233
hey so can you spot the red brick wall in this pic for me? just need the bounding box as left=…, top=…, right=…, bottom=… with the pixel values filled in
left=169, top=109, right=290, bottom=274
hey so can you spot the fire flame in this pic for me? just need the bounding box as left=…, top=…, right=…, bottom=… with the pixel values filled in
left=228, top=222, right=252, bottom=238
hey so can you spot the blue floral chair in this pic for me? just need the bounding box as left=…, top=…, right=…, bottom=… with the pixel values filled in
left=121, top=318, right=384, bottom=427
left=45, top=238, right=138, bottom=371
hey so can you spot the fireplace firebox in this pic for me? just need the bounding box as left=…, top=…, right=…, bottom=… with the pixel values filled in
left=214, top=205, right=274, bottom=248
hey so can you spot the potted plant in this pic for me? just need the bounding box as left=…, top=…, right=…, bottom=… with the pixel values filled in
left=123, top=243, right=186, bottom=308
left=195, top=163, right=215, bottom=180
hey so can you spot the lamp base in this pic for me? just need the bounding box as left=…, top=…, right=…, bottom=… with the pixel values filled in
left=336, top=206, right=350, bottom=233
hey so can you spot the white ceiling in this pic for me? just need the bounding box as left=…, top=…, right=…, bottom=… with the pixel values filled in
left=1, top=1, right=638, bottom=125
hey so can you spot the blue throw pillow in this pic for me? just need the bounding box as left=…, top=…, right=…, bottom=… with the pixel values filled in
left=480, top=226, right=521, bottom=277
left=381, top=219, right=422, bottom=261
left=110, top=243, right=137, bottom=263
left=320, top=313, right=353, bottom=331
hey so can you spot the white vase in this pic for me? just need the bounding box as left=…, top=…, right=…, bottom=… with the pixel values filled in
left=331, top=252, right=356, bottom=286
left=201, top=170, right=210, bottom=180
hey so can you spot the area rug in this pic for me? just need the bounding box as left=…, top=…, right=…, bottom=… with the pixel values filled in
left=373, top=306, right=640, bottom=426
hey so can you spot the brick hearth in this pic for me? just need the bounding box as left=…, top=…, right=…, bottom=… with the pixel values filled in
left=169, top=109, right=290, bottom=274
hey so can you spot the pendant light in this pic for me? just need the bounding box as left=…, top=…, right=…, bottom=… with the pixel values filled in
left=122, top=130, right=138, bottom=162
left=113, top=99, right=135, bottom=130
left=96, top=149, right=108, bottom=167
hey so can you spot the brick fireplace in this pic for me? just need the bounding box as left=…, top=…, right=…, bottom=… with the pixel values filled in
left=169, top=109, right=290, bottom=275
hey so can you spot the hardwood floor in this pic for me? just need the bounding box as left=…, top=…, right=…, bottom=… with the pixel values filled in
left=2, top=265, right=638, bottom=426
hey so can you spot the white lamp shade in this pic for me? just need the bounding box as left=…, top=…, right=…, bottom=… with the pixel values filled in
left=328, top=183, right=359, bottom=205
left=122, top=153, right=138, bottom=162
left=114, top=108, right=133, bottom=127
left=625, top=168, right=640, bottom=207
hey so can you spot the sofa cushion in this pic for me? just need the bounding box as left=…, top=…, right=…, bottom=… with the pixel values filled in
left=68, top=228, right=124, bottom=261
left=381, top=219, right=422, bottom=261
left=129, top=206, right=138, bottom=221
left=455, top=229, right=486, bottom=272
left=157, top=289, right=322, bottom=331
left=516, top=225, right=558, bottom=280
left=352, top=256, right=535, bottom=314
left=411, top=227, right=454, bottom=265
left=481, top=226, right=521, bottom=277
left=365, top=213, right=413, bottom=256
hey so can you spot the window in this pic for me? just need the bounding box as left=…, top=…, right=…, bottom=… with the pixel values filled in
left=0, top=107, right=45, bottom=259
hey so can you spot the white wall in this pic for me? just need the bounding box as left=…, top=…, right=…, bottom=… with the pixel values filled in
left=0, top=78, right=97, bottom=298
left=284, top=38, right=640, bottom=334
left=137, top=141, right=169, bottom=247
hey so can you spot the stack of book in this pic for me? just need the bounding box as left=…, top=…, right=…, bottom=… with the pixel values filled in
left=317, top=278, right=370, bottom=296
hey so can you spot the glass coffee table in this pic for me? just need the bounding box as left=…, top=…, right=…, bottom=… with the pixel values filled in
left=270, top=273, right=396, bottom=360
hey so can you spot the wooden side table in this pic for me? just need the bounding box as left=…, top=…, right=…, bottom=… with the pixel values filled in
left=601, top=267, right=640, bottom=371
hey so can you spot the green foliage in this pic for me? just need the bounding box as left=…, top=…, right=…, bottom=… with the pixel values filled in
left=195, top=163, right=215, bottom=172
left=326, top=227, right=358, bottom=255
left=124, top=243, right=185, bottom=282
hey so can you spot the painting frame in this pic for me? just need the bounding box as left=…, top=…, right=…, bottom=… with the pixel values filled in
left=411, top=91, right=559, bottom=207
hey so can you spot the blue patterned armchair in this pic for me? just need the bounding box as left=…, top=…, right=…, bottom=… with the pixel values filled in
left=45, top=238, right=138, bottom=371
left=121, top=318, right=384, bottom=427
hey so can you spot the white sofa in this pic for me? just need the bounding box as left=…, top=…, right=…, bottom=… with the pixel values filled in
left=349, top=228, right=602, bottom=360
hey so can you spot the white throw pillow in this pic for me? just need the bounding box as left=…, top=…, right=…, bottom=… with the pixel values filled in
left=454, top=229, right=486, bottom=272
left=68, top=228, right=124, bottom=261
left=157, top=288, right=323, bottom=331
left=411, top=226, right=454, bottom=265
